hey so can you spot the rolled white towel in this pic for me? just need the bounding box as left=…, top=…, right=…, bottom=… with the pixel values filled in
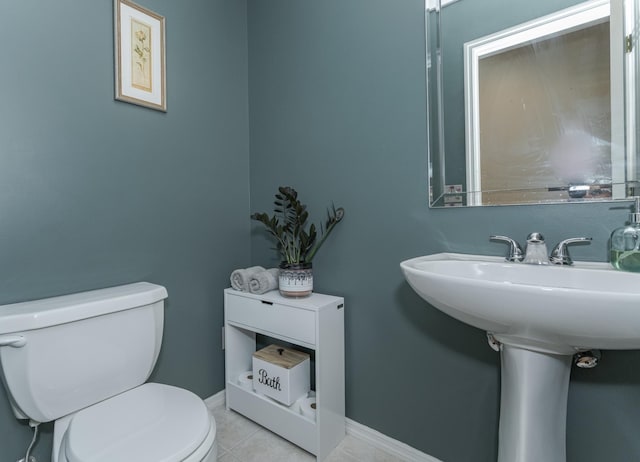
left=248, top=268, right=279, bottom=294
left=230, top=266, right=265, bottom=291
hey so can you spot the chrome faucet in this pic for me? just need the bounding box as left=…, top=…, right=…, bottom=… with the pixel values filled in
left=491, top=233, right=592, bottom=265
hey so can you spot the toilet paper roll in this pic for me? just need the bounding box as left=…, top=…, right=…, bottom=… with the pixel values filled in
left=299, top=397, right=316, bottom=420
left=237, top=371, right=253, bottom=390
left=290, top=393, right=308, bottom=413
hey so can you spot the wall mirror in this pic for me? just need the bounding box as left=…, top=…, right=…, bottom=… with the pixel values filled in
left=426, top=0, right=639, bottom=207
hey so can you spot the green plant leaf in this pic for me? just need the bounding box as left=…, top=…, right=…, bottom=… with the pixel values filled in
left=251, top=186, right=344, bottom=264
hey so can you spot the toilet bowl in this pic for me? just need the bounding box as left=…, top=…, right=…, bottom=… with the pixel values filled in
left=55, top=383, right=217, bottom=462
left=0, top=282, right=217, bottom=462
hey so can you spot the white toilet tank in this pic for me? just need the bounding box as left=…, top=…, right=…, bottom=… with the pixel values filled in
left=0, top=282, right=167, bottom=423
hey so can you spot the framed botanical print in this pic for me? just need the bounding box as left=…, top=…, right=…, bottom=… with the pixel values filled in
left=114, top=0, right=166, bottom=111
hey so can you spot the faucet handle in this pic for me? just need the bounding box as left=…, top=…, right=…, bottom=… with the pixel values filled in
left=490, top=235, right=524, bottom=262
left=549, top=237, right=592, bottom=265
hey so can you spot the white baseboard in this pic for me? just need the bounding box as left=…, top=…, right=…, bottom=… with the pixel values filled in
left=205, top=390, right=442, bottom=462
left=345, top=418, right=443, bottom=462
left=204, top=389, right=226, bottom=409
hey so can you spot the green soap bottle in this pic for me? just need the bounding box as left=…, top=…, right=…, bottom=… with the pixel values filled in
left=610, top=197, right=640, bottom=272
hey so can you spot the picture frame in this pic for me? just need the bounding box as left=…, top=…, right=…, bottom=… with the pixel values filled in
left=114, top=0, right=166, bottom=112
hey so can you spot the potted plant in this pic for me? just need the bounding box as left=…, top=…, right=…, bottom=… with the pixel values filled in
left=251, top=186, right=345, bottom=297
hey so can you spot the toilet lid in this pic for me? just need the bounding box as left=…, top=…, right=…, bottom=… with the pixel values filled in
left=64, top=383, right=211, bottom=462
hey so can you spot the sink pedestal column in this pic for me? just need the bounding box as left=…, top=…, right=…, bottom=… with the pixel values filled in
left=498, top=345, right=572, bottom=462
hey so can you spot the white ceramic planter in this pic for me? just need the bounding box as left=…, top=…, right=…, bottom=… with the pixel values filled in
left=279, top=263, right=313, bottom=297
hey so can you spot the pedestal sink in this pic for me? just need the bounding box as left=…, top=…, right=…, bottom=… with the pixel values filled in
left=400, top=253, right=640, bottom=462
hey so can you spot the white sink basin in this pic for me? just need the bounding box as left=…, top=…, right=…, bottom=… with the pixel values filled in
left=401, top=252, right=640, bottom=462
left=401, top=252, right=640, bottom=354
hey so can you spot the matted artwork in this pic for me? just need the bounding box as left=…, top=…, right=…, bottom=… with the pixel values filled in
left=114, top=0, right=166, bottom=111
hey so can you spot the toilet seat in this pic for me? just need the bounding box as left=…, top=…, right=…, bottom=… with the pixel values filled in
left=61, top=383, right=215, bottom=462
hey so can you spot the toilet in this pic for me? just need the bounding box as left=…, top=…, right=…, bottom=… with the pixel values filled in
left=0, top=282, right=217, bottom=462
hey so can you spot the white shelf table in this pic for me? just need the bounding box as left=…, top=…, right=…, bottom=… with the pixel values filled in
left=224, top=288, right=345, bottom=461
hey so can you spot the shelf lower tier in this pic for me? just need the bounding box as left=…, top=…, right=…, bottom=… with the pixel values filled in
left=226, top=382, right=318, bottom=455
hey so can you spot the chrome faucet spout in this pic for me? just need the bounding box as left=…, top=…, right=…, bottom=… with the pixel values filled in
left=523, top=232, right=549, bottom=265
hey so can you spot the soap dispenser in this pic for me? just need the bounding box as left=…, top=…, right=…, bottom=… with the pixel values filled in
left=610, top=197, right=640, bottom=272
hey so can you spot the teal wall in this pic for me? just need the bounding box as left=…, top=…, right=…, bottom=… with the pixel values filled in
left=248, top=1, right=640, bottom=461
left=2, top=1, right=640, bottom=461
left=0, top=0, right=249, bottom=460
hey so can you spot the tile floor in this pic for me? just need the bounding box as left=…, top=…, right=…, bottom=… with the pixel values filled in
left=208, top=403, right=407, bottom=462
